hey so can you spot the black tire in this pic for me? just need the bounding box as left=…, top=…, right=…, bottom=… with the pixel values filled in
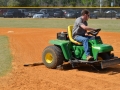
left=93, top=53, right=110, bottom=69
left=42, top=45, right=64, bottom=69
left=98, top=53, right=110, bottom=60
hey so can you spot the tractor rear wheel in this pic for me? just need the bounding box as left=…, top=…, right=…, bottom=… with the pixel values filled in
left=42, top=45, right=64, bottom=69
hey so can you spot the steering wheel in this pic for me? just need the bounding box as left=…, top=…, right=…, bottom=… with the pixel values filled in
left=87, top=28, right=101, bottom=36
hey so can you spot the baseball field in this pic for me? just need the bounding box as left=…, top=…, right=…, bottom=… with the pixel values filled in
left=0, top=18, right=120, bottom=90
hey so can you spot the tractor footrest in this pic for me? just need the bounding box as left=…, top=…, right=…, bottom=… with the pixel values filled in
left=101, top=58, right=120, bottom=69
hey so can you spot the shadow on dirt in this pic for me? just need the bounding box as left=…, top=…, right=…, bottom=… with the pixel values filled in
left=61, top=63, right=120, bottom=75
left=23, top=62, right=44, bottom=67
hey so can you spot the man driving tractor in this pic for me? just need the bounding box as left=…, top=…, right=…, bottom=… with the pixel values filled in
left=42, top=9, right=120, bottom=69
left=72, top=9, right=96, bottom=61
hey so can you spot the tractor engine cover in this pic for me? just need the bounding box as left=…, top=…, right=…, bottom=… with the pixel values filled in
left=57, top=32, right=68, bottom=40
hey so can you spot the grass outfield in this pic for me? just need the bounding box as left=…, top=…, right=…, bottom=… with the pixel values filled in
left=0, top=18, right=119, bottom=32
left=0, top=36, right=12, bottom=76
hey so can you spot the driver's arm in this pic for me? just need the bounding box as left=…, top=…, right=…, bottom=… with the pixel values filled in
left=80, top=24, right=95, bottom=31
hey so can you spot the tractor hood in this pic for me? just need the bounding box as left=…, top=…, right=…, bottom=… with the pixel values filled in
left=92, top=44, right=113, bottom=53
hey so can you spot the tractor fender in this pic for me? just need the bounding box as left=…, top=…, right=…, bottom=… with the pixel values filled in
left=49, top=40, right=71, bottom=60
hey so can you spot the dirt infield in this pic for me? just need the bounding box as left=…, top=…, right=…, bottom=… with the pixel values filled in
left=0, top=28, right=120, bottom=90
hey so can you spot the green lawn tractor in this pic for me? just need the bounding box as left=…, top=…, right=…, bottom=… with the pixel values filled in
left=42, top=25, right=120, bottom=69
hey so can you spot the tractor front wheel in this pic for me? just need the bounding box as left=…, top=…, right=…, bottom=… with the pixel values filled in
left=98, top=53, right=110, bottom=60
left=42, top=45, right=64, bottom=69
left=93, top=52, right=110, bottom=69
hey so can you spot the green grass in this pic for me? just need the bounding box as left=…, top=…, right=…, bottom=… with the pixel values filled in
left=88, top=19, right=120, bottom=32
left=0, top=36, right=12, bottom=76
left=0, top=18, right=120, bottom=32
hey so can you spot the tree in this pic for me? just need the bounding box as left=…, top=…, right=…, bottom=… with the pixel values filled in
left=116, top=0, right=120, bottom=6
left=69, top=0, right=77, bottom=7
left=7, top=0, right=19, bottom=7
left=16, top=0, right=32, bottom=6
left=41, top=0, right=52, bottom=7
left=51, top=0, right=57, bottom=7
left=0, top=0, right=9, bottom=6
left=81, top=0, right=96, bottom=7
left=70, top=1, right=76, bottom=7
left=112, top=0, right=120, bottom=6
left=0, top=0, right=120, bottom=7
left=61, top=0, right=67, bottom=6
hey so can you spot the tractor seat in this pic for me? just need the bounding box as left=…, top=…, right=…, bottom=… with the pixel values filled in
left=67, top=25, right=82, bottom=45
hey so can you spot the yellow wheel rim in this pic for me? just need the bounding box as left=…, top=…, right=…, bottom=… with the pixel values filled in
left=45, top=53, right=53, bottom=63
left=97, top=56, right=103, bottom=61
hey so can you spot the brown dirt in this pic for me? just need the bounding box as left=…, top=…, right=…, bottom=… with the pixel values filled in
left=0, top=28, right=120, bottom=90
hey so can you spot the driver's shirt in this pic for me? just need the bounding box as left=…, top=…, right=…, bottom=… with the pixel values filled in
left=72, top=16, right=88, bottom=39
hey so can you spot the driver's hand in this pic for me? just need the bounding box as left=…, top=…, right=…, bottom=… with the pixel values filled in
left=85, top=33, right=88, bottom=36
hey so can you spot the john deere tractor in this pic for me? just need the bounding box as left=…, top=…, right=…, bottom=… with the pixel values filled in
left=42, top=25, right=120, bottom=69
